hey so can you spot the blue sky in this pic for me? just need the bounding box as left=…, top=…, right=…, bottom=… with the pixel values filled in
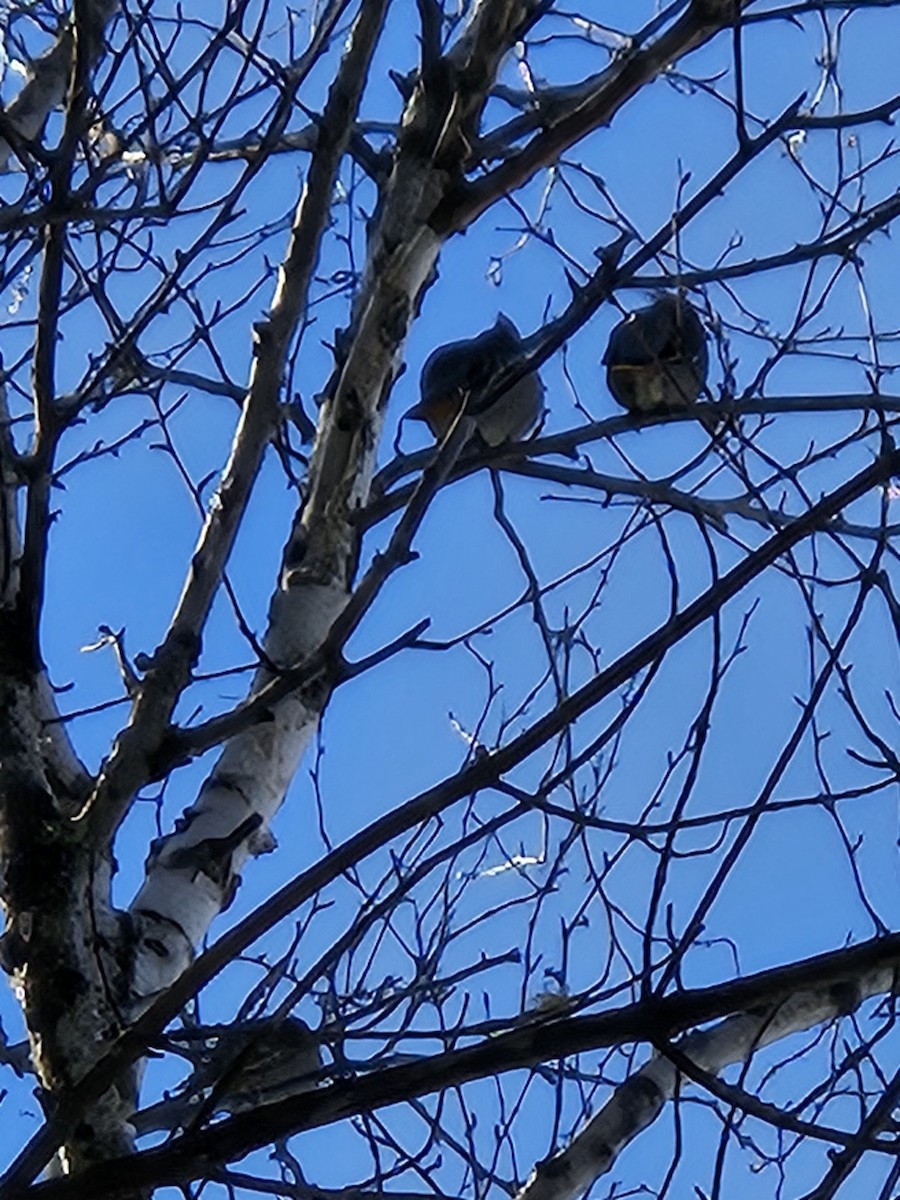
left=3, top=2, right=900, bottom=1197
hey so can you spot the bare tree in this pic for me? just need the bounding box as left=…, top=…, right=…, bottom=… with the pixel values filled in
left=0, top=1, right=899, bottom=1198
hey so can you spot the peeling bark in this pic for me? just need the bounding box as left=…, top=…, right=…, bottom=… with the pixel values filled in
left=3, top=1, right=895, bottom=1196
left=0, top=679, right=136, bottom=1173
left=127, top=0, right=547, bottom=1009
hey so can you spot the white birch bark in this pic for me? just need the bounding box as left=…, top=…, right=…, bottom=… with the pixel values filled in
left=517, top=966, right=898, bottom=1200
left=126, top=0, right=544, bottom=1007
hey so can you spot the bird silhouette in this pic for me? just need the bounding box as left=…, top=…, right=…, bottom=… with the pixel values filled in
left=407, top=314, right=544, bottom=447
left=604, top=293, right=716, bottom=430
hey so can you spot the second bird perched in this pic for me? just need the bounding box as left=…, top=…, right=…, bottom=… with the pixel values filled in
left=175, top=1016, right=322, bottom=1116
left=603, top=293, right=713, bottom=427
left=407, top=314, right=544, bottom=448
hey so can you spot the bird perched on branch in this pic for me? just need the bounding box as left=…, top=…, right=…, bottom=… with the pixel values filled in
left=406, top=314, right=544, bottom=447
left=166, top=1016, right=322, bottom=1117
left=603, top=293, right=715, bottom=429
